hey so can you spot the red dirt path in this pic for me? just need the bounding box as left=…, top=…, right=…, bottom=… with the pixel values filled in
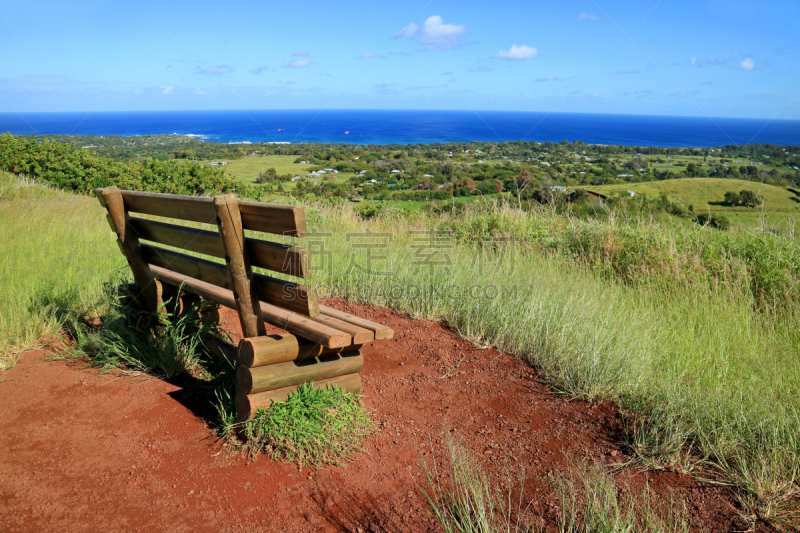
left=0, top=299, right=750, bottom=532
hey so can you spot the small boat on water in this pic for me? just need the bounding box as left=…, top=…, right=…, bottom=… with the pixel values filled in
left=345, top=131, right=349, bottom=134
left=278, top=128, right=284, bottom=132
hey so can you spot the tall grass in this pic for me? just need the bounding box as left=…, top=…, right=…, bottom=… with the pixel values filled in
left=302, top=200, right=800, bottom=527
left=0, top=172, right=122, bottom=369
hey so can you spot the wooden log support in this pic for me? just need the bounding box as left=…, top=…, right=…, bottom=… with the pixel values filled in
left=213, top=194, right=264, bottom=339
left=236, top=373, right=362, bottom=421
left=236, top=351, right=363, bottom=395
left=238, top=334, right=363, bottom=368
left=201, top=334, right=238, bottom=363
left=96, top=187, right=163, bottom=312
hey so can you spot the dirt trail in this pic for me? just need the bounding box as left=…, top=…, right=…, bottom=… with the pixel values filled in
left=0, top=299, right=747, bottom=532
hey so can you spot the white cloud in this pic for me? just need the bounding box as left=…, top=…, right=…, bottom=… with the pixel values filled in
left=493, top=44, right=538, bottom=60
left=739, top=58, right=755, bottom=70
left=160, top=86, right=174, bottom=95
left=249, top=64, right=269, bottom=75
left=195, top=88, right=206, bottom=95
left=292, top=50, right=309, bottom=57
left=398, top=15, right=467, bottom=51
left=359, top=52, right=385, bottom=59
left=285, top=59, right=311, bottom=68
left=571, top=12, right=604, bottom=23
left=197, top=65, right=234, bottom=75
left=535, top=75, right=560, bottom=82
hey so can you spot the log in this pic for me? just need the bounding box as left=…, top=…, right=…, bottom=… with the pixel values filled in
left=236, top=373, right=362, bottom=421
left=201, top=334, right=238, bottom=363
left=236, top=351, right=363, bottom=395
left=99, top=187, right=162, bottom=312
left=319, top=306, right=394, bottom=340
left=214, top=194, right=264, bottom=339
left=149, top=265, right=353, bottom=349
left=238, top=334, right=363, bottom=368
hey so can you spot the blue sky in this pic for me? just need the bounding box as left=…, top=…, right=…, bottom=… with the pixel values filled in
left=1, top=0, right=798, bottom=118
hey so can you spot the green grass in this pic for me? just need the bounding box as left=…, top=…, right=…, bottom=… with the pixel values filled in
left=0, top=171, right=122, bottom=369
left=240, top=382, right=376, bottom=467
left=221, top=155, right=314, bottom=184
left=583, top=178, right=800, bottom=228
left=56, top=294, right=216, bottom=378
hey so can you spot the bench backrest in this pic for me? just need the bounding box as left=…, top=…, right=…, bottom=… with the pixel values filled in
left=96, top=186, right=318, bottom=339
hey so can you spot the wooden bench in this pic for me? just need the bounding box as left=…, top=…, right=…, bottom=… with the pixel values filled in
left=95, top=187, right=393, bottom=422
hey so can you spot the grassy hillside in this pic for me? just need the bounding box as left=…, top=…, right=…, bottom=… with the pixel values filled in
left=584, top=178, right=800, bottom=227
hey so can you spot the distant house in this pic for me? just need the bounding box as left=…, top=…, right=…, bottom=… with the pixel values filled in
left=359, top=170, right=368, bottom=175
left=209, top=161, right=227, bottom=166
left=552, top=186, right=567, bottom=192
left=423, top=174, right=434, bottom=177
left=626, top=190, right=637, bottom=197
left=291, top=176, right=301, bottom=181
left=300, top=160, right=309, bottom=164
left=391, top=169, right=402, bottom=174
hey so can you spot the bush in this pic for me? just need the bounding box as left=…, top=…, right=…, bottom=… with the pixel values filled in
left=695, top=212, right=731, bottom=230
left=0, top=133, right=250, bottom=196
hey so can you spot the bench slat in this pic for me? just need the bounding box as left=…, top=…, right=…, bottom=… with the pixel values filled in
left=239, top=201, right=307, bottom=237
left=121, top=191, right=217, bottom=224
left=129, top=217, right=224, bottom=257
left=319, top=305, right=394, bottom=340
left=307, top=314, right=374, bottom=345
left=129, top=217, right=311, bottom=279
left=141, top=244, right=318, bottom=317
left=117, top=190, right=307, bottom=238
left=149, top=265, right=350, bottom=348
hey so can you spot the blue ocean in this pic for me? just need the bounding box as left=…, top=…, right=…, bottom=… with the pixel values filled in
left=1, top=110, right=798, bottom=147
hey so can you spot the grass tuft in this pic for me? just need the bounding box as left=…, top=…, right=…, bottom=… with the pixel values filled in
left=550, top=459, right=689, bottom=533
left=419, top=434, right=538, bottom=533
left=241, top=382, right=376, bottom=468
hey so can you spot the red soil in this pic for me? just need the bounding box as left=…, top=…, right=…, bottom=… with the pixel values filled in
left=0, top=299, right=752, bottom=532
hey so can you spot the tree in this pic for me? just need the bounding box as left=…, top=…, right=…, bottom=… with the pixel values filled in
left=256, top=167, right=278, bottom=184
left=724, top=191, right=740, bottom=206
left=738, top=190, right=763, bottom=208
left=625, top=155, right=649, bottom=172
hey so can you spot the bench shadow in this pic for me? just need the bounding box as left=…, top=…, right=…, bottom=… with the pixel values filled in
left=306, top=485, right=420, bottom=533
left=165, top=373, right=224, bottom=422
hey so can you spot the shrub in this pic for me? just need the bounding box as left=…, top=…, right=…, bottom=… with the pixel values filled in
left=0, top=133, right=251, bottom=196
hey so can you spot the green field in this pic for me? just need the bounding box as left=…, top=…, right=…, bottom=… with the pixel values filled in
left=221, top=155, right=314, bottom=184
left=583, top=178, right=800, bottom=227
